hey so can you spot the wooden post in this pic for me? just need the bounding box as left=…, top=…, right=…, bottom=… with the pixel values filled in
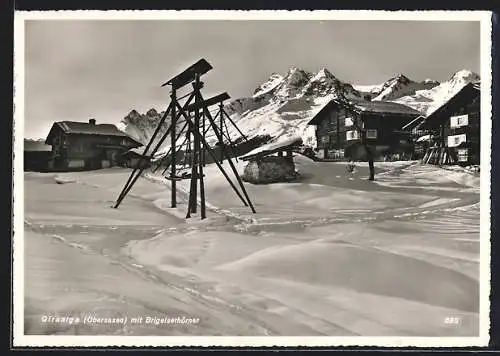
left=202, top=110, right=206, bottom=167
left=173, top=99, right=255, bottom=212
left=195, top=90, right=256, bottom=213
left=115, top=101, right=178, bottom=208
left=188, top=74, right=202, bottom=215
left=359, top=117, right=374, bottom=181
left=440, top=124, right=445, bottom=146
left=336, top=109, right=340, bottom=149
left=219, top=102, right=224, bottom=164
left=170, top=90, right=177, bottom=208
left=199, top=147, right=207, bottom=219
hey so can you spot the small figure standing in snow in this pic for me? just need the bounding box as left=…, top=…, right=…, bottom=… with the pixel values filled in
left=346, top=161, right=356, bottom=175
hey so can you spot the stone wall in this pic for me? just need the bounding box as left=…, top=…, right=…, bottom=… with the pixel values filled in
left=242, top=155, right=298, bottom=184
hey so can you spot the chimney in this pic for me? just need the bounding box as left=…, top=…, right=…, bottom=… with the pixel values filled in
left=89, top=118, right=96, bottom=125
left=364, top=94, right=372, bottom=102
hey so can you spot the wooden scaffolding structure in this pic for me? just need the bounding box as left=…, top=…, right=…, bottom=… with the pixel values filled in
left=113, top=58, right=256, bottom=219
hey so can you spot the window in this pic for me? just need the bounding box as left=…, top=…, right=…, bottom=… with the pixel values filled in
left=447, top=134, right=467, bottom=147
left=327, top=149, right=344, bottom=159
left=346, top=130, right=360, bottom=141
left=345, top=117, right=354, bottom=127
left=450, top=114, right=469, bottom=129
left=366, top=129, right=377, bottom=139
left=457, top=148, right=468, bottom=162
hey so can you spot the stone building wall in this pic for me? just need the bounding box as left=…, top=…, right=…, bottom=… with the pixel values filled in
left=242, top=155, right=298, bottom=184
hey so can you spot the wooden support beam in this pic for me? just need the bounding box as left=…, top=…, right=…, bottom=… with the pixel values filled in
left=161, top=58, right=213, bottom=90
left=194, top=90, right=256, bottom=213
left=114, top=91, right=195, bottom=208
left=173, top=99, right=251, bottom=209
left=114, top=101, right=173, bottom=208
left=170, top=90, right=177, bottom=208
left=186, top=92, right=230, bottom=112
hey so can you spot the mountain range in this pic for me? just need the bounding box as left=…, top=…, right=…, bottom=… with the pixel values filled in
left=118, top=67, right=479, bottom=152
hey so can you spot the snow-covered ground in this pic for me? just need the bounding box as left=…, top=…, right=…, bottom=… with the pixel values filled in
left=23, top=158, right=480, bottom=337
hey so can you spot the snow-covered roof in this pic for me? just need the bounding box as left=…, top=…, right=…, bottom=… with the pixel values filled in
left=307, top=98, right=420, bottom=125
left=416, top=134, right=431, bottom=142
left=240, top=136, right=303, bottom=161
left=352, top=100, right=422, bottom=116
left=46, top=120, right=143, bottom=147
left=125, top=146, right=168, bottom=161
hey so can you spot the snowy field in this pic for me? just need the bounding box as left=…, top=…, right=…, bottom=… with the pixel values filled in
left=23, top=157, right=481, bottom=336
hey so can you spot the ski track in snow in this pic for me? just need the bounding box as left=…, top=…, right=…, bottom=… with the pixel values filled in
left=22, top=160, right=481, bottom=336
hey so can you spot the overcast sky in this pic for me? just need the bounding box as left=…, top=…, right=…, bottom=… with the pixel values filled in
left=23, top=20, right=480, bottom=139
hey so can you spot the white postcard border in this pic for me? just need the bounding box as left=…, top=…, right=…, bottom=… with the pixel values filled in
left=12, top=9, right=493, bottom=348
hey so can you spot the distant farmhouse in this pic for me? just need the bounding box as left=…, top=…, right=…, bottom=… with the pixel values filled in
left=121, top=147, right=153, bottom=169
left=24, top=139, right=52, bottom=172
left=43, top=119, right=143, bottom=171
left=307, top=98, right=421, bottom=160
left=417, top=81, right=481, bottom=166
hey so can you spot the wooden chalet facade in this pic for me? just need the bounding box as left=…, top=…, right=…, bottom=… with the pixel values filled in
left=400, top=115, right=430, bottom=160
left=307, top=99, right=421, bottom=160
left=418, top=81, right=480, bottom=166
left=45, top=119, right=143, bottom=171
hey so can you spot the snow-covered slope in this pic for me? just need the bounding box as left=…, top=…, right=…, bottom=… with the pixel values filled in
left=353, top=83, right=385, bottom=95
left=252, top=73, right=284, bottom=98
left=119, top=68, right=479, bottom=152
left=355, top=74, right=440, bottom=101
left=372, top=74, right=439, bottom=101
left=120, top=67, right=363, bottom=151
left=392, top=70, right=480, bottom=115
left=222, top=67, right=363, bottom=147
left=118, top=109, right=166, bottom=145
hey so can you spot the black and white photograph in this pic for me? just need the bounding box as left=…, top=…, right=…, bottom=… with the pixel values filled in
left=13, top=10, right=492, bottom=347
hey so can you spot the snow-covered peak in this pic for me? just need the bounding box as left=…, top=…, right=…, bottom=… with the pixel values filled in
left=393, top=69, right=480, bottom=115
left=424, top=78, right=439, bottom=84
left=354, top=73, right=442, bottom=102
left=353, top=83, right=384, bottom=94
left=146, top=108, right=159, bottom=117
left=388, top=73, right=412, bottom=83
left=447, top=70, right=480, bottom=87
left=119, top=66, right=478, bottom=154
left=252, top=73, right=284, bottom=98
left=302, top=68, right=360, bottom=99
left=284, top=67, right=313, bottom=87
left=121, top=108, right=172, bottom=145
left=127, top=109, right=142, bottom=120
left=372, top=74, right=413, bottom=101
left=371, top=72, right=443, bottom=101
left=450, top=69, right=480, bottom=82
left=314, top=68, right=335, bottom=81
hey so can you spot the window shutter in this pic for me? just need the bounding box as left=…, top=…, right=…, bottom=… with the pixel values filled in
left=366, top=129, right=377, bottom=139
